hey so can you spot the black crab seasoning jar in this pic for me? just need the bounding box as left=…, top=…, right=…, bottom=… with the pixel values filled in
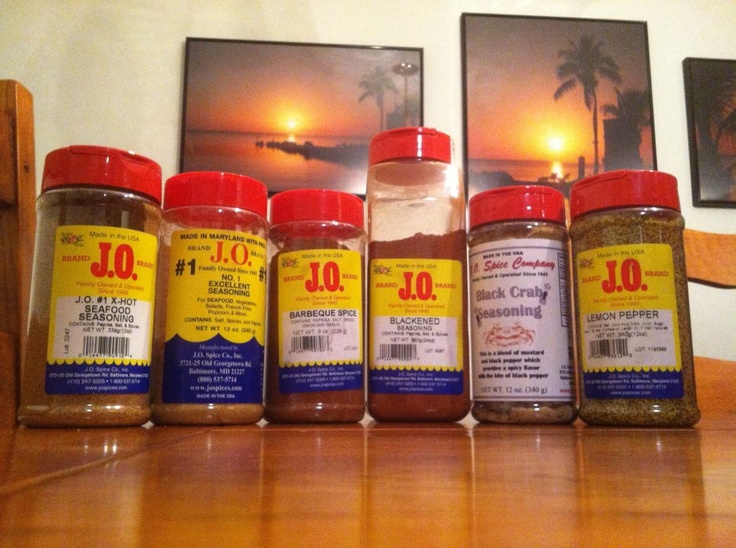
left=151, top=172, right=268, bottom=425
left=18, top=145, right=162, bottom=427
left=265, top=189, right=366, bottom=423
left=468, top=186, right=576, bottom=424
left=570, top=170, right=700, bottom=427
left=366, top=127, right=470, bottom=422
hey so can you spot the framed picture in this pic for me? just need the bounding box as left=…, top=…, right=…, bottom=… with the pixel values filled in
left=462, top=14, right=656, bottom=199
left=180, top=38, right=423, bottom=195
left=683, top=57, right=736, bottom=208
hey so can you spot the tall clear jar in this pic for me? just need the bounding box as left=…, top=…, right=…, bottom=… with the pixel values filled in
left=569, top=170, right=700, bottom=426
left=151, top=172, right=269, bottom=425
left=265, top=188, right=366, bottom=423
left=18, top=145, right=162, bottom=427
left=468, top=185, right=576, bottom=424
left=366, top=127, right=470, bottom=422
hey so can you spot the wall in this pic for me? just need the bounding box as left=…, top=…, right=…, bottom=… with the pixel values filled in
left=2, top=0, right=735, bottom=360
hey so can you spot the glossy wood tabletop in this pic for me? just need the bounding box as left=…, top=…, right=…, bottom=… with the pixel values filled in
left=1, top=357, right=735, bottom=547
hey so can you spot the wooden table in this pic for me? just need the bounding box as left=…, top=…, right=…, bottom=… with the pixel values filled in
left=1, top=358, right=735, bottom=546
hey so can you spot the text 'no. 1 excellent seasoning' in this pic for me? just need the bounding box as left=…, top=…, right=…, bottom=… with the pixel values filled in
left=151, top=172, right=268, bottom=425
left=18, top=145, right=163, bottom=427
left=468, top=186, right=576, bottom=423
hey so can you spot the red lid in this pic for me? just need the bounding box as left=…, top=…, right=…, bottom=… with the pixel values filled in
left=270, top=188, right=364, bottom=228
left=469, top=185, right=566, bottom=229
left=570, top=170, right=681, bottom=220
left=164, top=171, right=267, bottom=218
left=369, top=127, right=451, bottom=165
left=42, top=145, right=162, bottom=204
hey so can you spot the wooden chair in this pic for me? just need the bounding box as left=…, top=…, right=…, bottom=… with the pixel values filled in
left=0, top=80, right=35, bottom=427
left=684, top=228, right=736, bottom=420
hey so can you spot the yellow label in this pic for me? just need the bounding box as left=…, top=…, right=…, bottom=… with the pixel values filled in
left=165, top=229, right=267, bottom=345
left=576, top=243, right=680, bottom=372
left=47, top=225, right=158, bottom=365
left=369, top=257, right=464, bottom=370
left=277, top=249, right=363, bottom=366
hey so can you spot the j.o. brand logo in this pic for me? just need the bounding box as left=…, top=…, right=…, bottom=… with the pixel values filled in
left=60, top=232, right=84, bottom=247
left=372, top=265, right=392, bottom=275
left=578, top=257, right=594, bottom=270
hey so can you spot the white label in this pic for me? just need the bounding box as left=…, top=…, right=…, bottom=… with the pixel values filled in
left=281, top=309, right=362, bottom=365
left=51, top=296, right=152, bottom=361
left=469, top=238, right=574, bottom=401
left=372, top=315, right=458, bottom=368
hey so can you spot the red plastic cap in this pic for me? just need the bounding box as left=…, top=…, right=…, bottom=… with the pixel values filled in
left=369, top=127, right=451, bottom=165
left=570, top=170, right=681, bottom=220
left=270, top=188, right=364, bottom=229
left=164, top=171, right=267, bottom=218
left=42, top=145, right=162, bottom=204
left=469, top=185, right=566, bottom=229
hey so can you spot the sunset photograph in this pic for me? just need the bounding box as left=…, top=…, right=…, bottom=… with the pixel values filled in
left=462, top=14, right=655, bottom=198
left=179, top=38, right=422, bottom=195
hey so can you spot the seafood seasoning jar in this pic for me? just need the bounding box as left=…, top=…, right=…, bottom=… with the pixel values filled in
left=366, top=127, right=470, bottom=422
left=151, top=172, right=268, bottom=425
left=265, top=188, right=366, bottom=423
left=569, top=170, right=700, bottom=426
left=468, top=186, right=576, bottom=424
left=18, top=145, right=162, bottom=427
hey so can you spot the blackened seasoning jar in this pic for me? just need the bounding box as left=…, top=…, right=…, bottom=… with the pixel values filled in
left=366, top=127, right=470, bottom=422
left=570, top=170, right=700, bottom=426
left=468, top=185, right=576, bottom=424
left=151, top=172, right=269, bottom=425
left=265, top=188, right=366, bottom=423
left=18, top=145, right=162, bottom=427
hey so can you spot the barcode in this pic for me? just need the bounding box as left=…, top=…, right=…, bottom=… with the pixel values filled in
left=290, top=335, right=332, bottom=353
left=589, top=338, right=629, bottom=359
left=378, top=343, right=417, bottom=361
left=82, top=336, right=131, bottom=358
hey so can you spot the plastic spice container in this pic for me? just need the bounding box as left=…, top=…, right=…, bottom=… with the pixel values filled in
left=569, top=170, right=700, bottom=426
left=18, top=145, right=162, bottom=427
left=366, top=127, right=470, bottom=422
left=265, top=189, right=366, bottom=423
left=150, top=172, right=268, bottom=425
left=468, top=186, right=576, bottom=424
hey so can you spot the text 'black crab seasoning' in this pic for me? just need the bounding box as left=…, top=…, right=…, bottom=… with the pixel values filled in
left=570, top=170, right=699, bottom=427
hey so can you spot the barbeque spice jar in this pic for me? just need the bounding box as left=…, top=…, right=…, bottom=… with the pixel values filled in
left=18, top=145, right=162, bottom=427
left=569, top=170, right=700, bottom=426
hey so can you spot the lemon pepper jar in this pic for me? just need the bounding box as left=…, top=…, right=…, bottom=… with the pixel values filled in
left=151, top=172, right=268, bottom=425
left=18, top=145, right=162, bottom=427
left=366, top=127, right=470, bottom=422
left=265, top=188, right=366, bottom=423
left=570, top=170, right=700, bottom=426
left=468, top=186, right=576, bottom=424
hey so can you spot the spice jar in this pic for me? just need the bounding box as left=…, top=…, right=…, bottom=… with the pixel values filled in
left=265, top=188, right=366, bottom=423
left=569, top=170, right=700, bottom=426
left=366, top=127, right=470, bottom=422
left=151, top=171, right=268, bottom=425
left=468, top=186, right=576, bottom=424
left=18, top=145, right=162, bottom=427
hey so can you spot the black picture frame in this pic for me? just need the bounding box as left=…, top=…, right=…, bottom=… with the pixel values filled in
left=179, top=38, right=423, bottom=196
left=683, top=57, right=736, bottom=208
left=462, top=13, right=656, bottom=200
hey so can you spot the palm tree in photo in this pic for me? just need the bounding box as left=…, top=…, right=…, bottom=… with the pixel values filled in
left=602, top=88, right=651, bottom=134
left=690, top=62, right=736, bottom=198
left=359, top=66, right=399, bottom=132
left=554, top=35, right=622, bottom=174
